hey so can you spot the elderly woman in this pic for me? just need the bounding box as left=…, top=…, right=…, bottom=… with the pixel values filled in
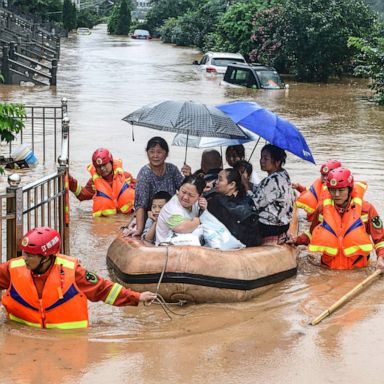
left=128, top=137, right=184, bottom=237
left=156, top=175, right=207, bottom=245
left=247, top=144, right=294, bottom=244
left=207, top=168, right=260, bottom=247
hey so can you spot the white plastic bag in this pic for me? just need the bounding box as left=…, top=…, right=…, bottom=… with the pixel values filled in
left=166, top=226, right=203, bottom=246
left=199, top=211, right=245, bottom=250
left=168, top=233, right=201, bottom=246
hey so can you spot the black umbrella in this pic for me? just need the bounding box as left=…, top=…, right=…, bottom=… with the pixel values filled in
left=123, top=100, right=248, bottom=162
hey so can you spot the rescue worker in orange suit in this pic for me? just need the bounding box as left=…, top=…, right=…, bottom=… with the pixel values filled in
left=0, top=227, right=156, bottom=329
left=293, top=159, right=342, bottom=221
left=289, top=168, right=384, bottom=270
left=69, top=148, right=136, bottom=217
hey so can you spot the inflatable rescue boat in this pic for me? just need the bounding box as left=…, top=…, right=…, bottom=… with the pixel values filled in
left=106, top=231, right=299, bottom=303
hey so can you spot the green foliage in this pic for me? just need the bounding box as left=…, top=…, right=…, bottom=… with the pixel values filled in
left=209, top=0, right=274, bottom=57
left=145, top=0, right=199, bottom=36
left=348, top=34, right=384, bottom=104
left=0, top=103, right=26, bottom=174
left=77, top=9, right=101, bottom=29
left=160, top=0, right=227, bottom=47
left=250, top=0, right=377, bottom=81
left=130, top=21, right=152, bottom=34
left=108, top=0, right=132, bottom=35
left=0, top=103, right=26, bottom=143
left=9, top=0, right=62, bottom=22
left=62, top=0, right=77, bottom=32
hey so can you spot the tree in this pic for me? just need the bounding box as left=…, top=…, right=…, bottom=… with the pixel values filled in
left=207, top=0, right=275, bottom=57
left=62, top=0, right=77, bottom=32
left=250, top=0, right=377, bottom=81
left=108, top=0, right=132, bottom=35
left=145, top=0, right=199, bottom=36
left=348, top=34, right=384, bottom=104
left=0, top=103, right=26, bottom=174
left=77, top=9, right=101, bottom=29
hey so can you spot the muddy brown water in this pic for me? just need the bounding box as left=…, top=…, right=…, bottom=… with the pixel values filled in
left=0, top=24, right=384, bottom=383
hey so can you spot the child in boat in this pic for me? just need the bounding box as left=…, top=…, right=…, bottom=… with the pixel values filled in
left=234, top=160, right=254, bottom=192
left=142, top=191, right=171, bottom=244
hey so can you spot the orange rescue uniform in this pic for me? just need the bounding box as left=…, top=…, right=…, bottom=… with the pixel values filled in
left=296, top=193, right=384, bottom=270
left=69, top=159, right=136, bottom=217
left=0, top=254, right=140, bottom=329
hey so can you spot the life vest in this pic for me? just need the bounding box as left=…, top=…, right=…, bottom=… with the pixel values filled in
left=88, top=159, right=135, bottom=217
left=295, top=177, right=326, bottom=219
left=308, top=181, right=372, bottom=270
left=2, top=254, right=89, bottom=329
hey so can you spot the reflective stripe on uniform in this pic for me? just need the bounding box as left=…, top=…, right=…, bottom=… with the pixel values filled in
left=9, top=313, right=41, bottom=328
left=344, top=243, right=373, bottom=256
left=120, top=203, right=133, bottom=213
left=374, top=241, right=384, bottom=250
left=10, top=259, right=26, bottom=268
left=46, top=320, right=88, bottom=329
left=93, top=208, right=117, bottom=217
left=351, top=197, right=362, bottom=206
left=55, top=256, right=75, bottom=269
left=75, top=184, right=82, bottom=196
left=295, top=201, right=315, bottom=213
left=355, top=181, right=367, bottom=191
left=309, top=244, right=338, bottom=255
left=361, top=214, right=369, bottom=223
left=104, top=283, right=123, bottom=305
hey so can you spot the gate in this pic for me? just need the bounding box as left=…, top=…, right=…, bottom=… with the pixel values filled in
left=0, top=102, right=70, bottom=262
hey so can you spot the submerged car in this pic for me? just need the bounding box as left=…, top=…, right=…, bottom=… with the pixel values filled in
left=76, top=27, right=91, bottom=35
left=132, top=29, right=151, bottom=39
left=221, top=63, right=286, bottom=89
left=193, top=52, right=246, bottom=74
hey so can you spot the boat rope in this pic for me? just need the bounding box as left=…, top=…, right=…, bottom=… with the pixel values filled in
left=145, top=245, right=195, bottom=319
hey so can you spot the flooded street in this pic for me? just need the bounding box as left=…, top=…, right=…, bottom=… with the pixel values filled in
left=1, top=24, right=384, bottom=384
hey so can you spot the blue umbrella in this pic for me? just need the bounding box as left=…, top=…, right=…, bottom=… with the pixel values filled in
left=216, top=101, right=316, bottom=164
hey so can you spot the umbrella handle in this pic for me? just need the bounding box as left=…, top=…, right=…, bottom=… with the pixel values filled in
left=184, top=131, right=189, bottom=164
left=248, top=137, right=261, bottom=162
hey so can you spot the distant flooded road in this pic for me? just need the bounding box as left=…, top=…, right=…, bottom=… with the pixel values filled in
left=0, top=24, right=384, bottom=384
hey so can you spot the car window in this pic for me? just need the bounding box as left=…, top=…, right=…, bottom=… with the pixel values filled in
left=134, top=29, right=150, bottom=36
left=230, top=69, right=250, bottom=86
left=211, top=58, right=245, bottom=67
left=200, top=55, right=208, bottom=65
left=256, top=70, right=283, bottom=89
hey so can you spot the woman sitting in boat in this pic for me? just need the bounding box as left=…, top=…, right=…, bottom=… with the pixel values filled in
left=124, top=137, right=184, bottom=237
left=207, top=168, right=261, bottom=247
left=246, top=144, right=295, bottom=245
left=155, top=175, right=207, bottom=245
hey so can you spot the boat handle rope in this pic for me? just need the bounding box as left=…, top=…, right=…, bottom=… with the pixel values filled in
left=145, top=245, right=195, bottom=320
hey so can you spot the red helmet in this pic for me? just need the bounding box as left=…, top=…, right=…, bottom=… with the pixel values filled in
left=326, top=167, right=354, bottom=189
left=320, top=160, right=342, bottom=176
left=92, top=148, right=113, bottom=167
left=19, top=227, right=61, bottom=257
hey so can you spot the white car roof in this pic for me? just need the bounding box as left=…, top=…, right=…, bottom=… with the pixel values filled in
left=206, top=52, right=245, bottom=59
left=134, top=29, right=150, bottom=35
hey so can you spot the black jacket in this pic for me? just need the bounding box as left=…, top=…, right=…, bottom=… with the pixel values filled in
left=207, top=193, right=261, bottom=247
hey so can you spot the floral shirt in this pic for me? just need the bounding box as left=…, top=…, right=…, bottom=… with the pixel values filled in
left=250, top=169, right=295, bottom=226
left=134, top=163, right=183, bottom=211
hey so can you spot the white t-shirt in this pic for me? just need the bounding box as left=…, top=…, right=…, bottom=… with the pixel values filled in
left=156, top=194, right=200, bottom=245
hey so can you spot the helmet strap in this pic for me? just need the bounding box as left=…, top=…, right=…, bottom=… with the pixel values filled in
left=32, top=255, right=53, bottom=274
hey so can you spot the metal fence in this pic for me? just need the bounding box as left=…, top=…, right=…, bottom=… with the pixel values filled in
left=0, top=104, right=70, bottom=262
left=5, top=98, right=68, bottom=164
